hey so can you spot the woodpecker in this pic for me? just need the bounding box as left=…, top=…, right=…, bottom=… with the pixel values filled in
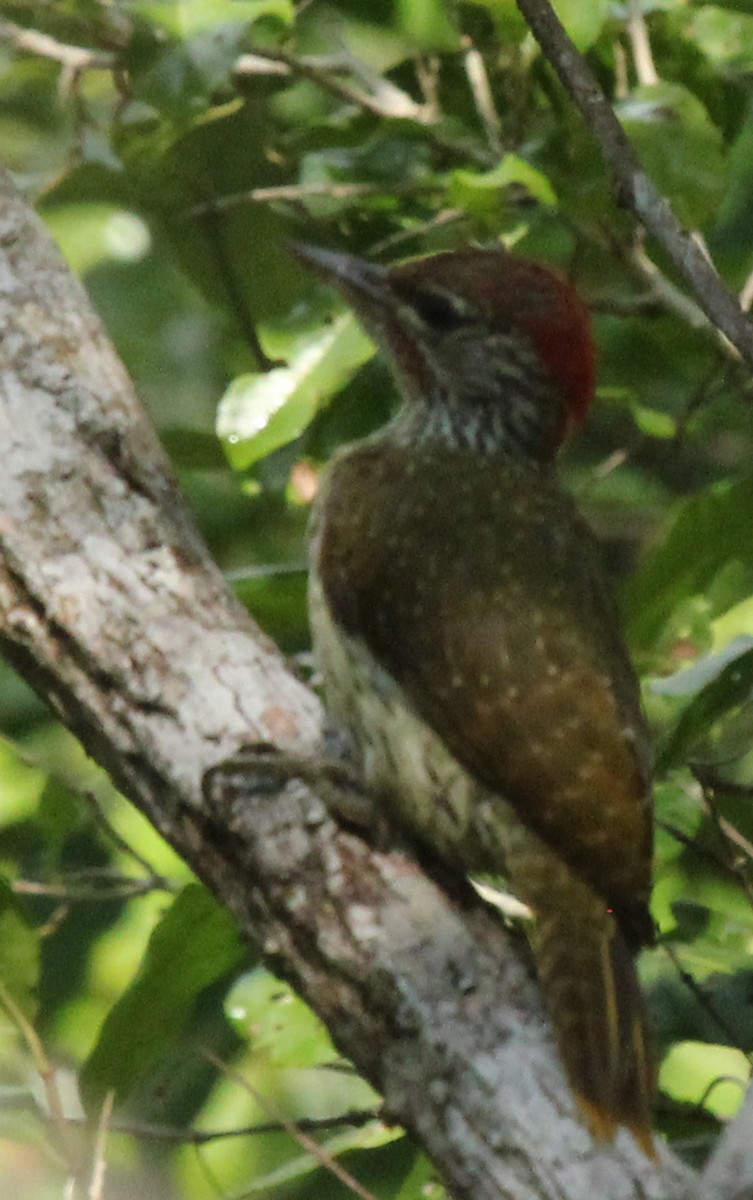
left=296, top=243, right=655, bottom=1152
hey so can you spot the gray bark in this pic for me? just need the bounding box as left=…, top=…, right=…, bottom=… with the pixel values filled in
left=0, top=167, right=729, bottom=1199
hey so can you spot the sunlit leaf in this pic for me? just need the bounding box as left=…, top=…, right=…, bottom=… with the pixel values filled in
left=132, top=0, right=293, bottom=37
left=396, top=0, right=460, bottom=49
left=660, top=1041, right=749, bottom=1118
left=217, top=314, right=374, bottom=469
left=226, top=969, right=335, bottom=1068
left=632, top=405, right=677, bottom=440
left=450, top=155, right=557, bottom=215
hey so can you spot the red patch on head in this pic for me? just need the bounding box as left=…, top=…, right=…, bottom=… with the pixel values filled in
left=506, top=261, right=596, bottom=429
left=391, top=249, right=596, bottom=430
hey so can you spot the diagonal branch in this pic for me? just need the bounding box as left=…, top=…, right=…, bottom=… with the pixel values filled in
left=0, top=20, right=114, bottom=71
left=514, top=0, right=753, bottom=372
left=0, top=169, right=699, bottom=1200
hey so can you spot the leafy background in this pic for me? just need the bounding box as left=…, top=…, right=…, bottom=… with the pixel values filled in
left=2, top=0, right=753, bottom=1195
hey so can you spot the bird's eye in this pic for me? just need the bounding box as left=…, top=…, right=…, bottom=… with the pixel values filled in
left=411, top=289, right=467, bottom=330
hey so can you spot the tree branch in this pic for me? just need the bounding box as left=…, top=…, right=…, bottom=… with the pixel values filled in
left=514, top=0, right=753, bottom=372
left=0, top=20, right=114, bottom=71
left=0, top=169, right=705, bottom=1199
left=703, top=1086, right=753, bottom=1200
left=235, top=48, right=436, bottom=124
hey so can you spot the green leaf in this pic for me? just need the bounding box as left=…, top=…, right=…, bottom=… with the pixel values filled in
left=632, top=404, right=677, bottom=439
left=694, top=0, right=753, bottom=15
left=653, top=775, right=705, bottom=872
left=654, top=643, right=753, bottom=770
left=43, top=205, right=151, bottom=276
left=226, top=969, right=335, bottom=1068
left=394, top=1152, right=444, bottom=1199
left=623, top=473, right=753, bottom=653
left=551, top=0, right=610, bottom=50
left=617, top=83, right=727, bottom=229
left=160, top=427, right=228, bottom=469
left=217, top=314, right=375, bottom=469
left=132, top=0, right=293, bottom=37
left=0, top=879, right=39, bottom=1021
left=80, top=883, right=247, bottom=1108
left=714, top=104, right=753, bottom=254
left=660, top=1041, right=749, bottom=1118
left=450, top=155, right=557, bottom=217
left=396, top=0, right=460, bottom=49
left=461, top=0, right=527, bottom=38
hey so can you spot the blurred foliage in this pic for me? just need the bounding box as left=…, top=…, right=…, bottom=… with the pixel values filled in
left=2, top=0, right=753, bottom=1194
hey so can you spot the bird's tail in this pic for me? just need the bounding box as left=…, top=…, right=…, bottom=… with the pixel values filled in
left=505, top=831, right=655, bottom=1156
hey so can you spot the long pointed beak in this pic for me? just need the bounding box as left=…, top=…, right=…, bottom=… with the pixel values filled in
left=290, top=242, right=434, bottom=398
left=289, top=242, right=391, bottom=313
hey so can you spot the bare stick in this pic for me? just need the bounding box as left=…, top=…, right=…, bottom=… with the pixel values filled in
left=0, top=20, right=113, bottom=71
left=514, top=0, right=753, bottom=371
left=462, top=39, right=504, bottom=157
left=59, top=1107, right=380, bottom=1146
left=626, top=0, right=659, bottom=87
left=236, top=48, right=435, bottom=124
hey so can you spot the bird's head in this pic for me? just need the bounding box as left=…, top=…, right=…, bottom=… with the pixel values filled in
left=292, top=243, right=596, bottom=463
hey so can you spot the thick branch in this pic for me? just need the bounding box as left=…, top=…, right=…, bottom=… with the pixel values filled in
left=0, top=170, right=700, bottom=1199
left=703, top=1086, right=753, bottom=1199
left=515, top=0, right=753, bottom=372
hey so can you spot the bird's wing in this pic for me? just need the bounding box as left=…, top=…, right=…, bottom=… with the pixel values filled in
left=313, top=439, right=653, bottom=924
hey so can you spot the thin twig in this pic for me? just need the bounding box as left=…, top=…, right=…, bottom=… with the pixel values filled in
left=0, top=733, right=172, bottom=894
left=462, top=39, right=504, bottom=157
left=721, top=808, right=753, bottom=846
left=367, top=208, right=465, bottom=256
left=0, top=734, right=136, bottom=865
left=224, top=562, right=308, bottom=583
left=514, top=0, right=753, bottom=370
left=672, top=355, right=734, bottom=445
left=657, top=819, right=736, bottom=879
left=236, top=48, right=435, bottom=124
left=234, top=52, right=352, bottom=77
left=0, top=20, right=113, bottom=71
left=0, top=978, right=77, bottom=1170
left=186, top=180, right=440, bottom=219
left=203, top=1050, right=379, bottom=1200
left=692, top=764, right=753, bottom=801
left=740, top=268, right=753, bottom=314
left=13, top=875, right=171, bottom=902
left=414, top=54, right=442, bottom=116
left=697, top=779, right=753, bottom=907
left=60, top=1107, right=381, bottom=1146
left=627, top=241, right=713, bottom=334
left=234, top=48, right=490, bottom=166
left=662, top=942, right=753, bottom=1061
left=626, top=0, right=659, bottom=87
left=80, top=790, right=172, bottom=881
left=88, top=1092, right=114, bottom=1200
left=613, top=39, right=630, bottom=101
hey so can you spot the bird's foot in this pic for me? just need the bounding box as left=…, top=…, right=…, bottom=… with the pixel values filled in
left=202, top=743, right=391, bottom=848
